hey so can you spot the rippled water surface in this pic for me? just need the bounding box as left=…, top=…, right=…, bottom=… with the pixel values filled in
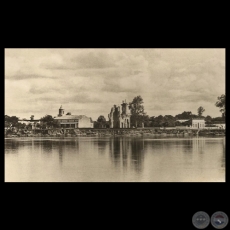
left=5, top=136, right=225, bottom=182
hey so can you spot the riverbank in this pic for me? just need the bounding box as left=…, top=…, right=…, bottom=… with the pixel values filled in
left=4, top=128, right=225, bottom=138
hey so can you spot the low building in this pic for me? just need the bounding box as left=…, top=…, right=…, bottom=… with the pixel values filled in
left=176, top=119, right=190, bottom=123
left=54, top=106, right=93, bottom=128
left=192, top=118, right=205, bottom=129
left=213, top=123, right=225, bottom=129
left=18, top=115, right=40, bottom=128
left=108, top=100, right=131, bottom=128
left=175, top=118, right=205, bottom=129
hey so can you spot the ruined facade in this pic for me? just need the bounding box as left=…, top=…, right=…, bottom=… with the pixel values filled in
left=108, top=100, right=131, bottom=128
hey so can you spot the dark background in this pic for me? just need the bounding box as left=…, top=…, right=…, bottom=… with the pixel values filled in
left=3, top=19, right=227, bottom=229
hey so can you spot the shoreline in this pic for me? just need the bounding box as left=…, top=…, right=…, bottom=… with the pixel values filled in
left=5, top=127, right=225, bottom=138
left=4, top=133, right=225, bottom=140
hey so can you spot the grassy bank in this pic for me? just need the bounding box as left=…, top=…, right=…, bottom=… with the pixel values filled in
left=4, top=128, right=225, bottom=138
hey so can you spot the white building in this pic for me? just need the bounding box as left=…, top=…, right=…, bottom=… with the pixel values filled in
left=54, top=106, right=94, bottom=128
left=176, top=119, right=189, bottom=123
left=192, top=118, right=205, bottom=129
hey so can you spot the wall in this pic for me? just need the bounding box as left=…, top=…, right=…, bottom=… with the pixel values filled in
left=79, top=117, right=94, bottom=128
left=109, top=106, right=120, bottom=128
left=192, top=120, right=205, bottom=129
left=109, top=104, right=131, bottom=128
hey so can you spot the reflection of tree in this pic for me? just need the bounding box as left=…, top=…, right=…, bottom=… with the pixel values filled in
left=58, top=141, right=63, bottom=164
left=55, top=140, right=80, bottom=164
left=96, top=140, right=107, bottom=155
left=5, top=140, right=19, bottom=154
left=41, top=140, right=53, bottom=154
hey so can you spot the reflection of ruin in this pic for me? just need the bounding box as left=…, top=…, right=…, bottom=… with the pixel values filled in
left=109, top=138, right=122, bottom=168
left=108, top=100, right=131, bottom=128
left=130, top=138, right=145, bottom=172
left=109, top=137, right=144, bottom=173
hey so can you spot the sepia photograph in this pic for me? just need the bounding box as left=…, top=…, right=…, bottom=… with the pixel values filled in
left=4, top=48, right=225, bottom=182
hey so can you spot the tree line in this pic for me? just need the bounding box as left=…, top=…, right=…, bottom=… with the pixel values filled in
left=5, top=94, right=225, bottom=129
left=95, top=94, right=225, bottom=128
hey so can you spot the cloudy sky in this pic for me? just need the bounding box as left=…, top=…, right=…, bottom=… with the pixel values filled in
left=5, top=49, right=225, bottom=120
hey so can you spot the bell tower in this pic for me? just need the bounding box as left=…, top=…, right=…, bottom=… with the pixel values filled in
left=120, top=100, right=131, bottom=128
left=58, top=105, right=65, bottom=117
left=121, top=100, right=128, bottom=115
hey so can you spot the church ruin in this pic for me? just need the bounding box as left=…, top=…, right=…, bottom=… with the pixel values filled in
left=108, top=100, right=131, bottom=128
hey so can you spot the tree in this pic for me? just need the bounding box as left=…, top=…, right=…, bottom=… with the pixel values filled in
left=152, top=115, right=164, bottom=127
left=52, top=120, right=60, bottom=128
left=205, top=115, right=212, bottom=124
left=197, top=106, right=205, bottom=117
left=5, top=115, right=18, bottom=123
left=175, top=111, right=192, bottom=120
left=40, top=115, right=54, bottom=128
left=129, top=95, right=145, bottom=127
left=143, top=115, right=150, bottom=127
left=18, top=123, right=26, bottom=129
left=215, top=94, right=225, bottom=117
left=97, top=115, right=106, bottom=128
left=5, top=115, right=19, bottom=127
left=149, top=116, right=155, bottom=127
left=164, top=115, right=176, bottom=127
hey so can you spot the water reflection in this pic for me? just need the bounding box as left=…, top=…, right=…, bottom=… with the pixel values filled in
left=95, top=140, right=107, bottom=155
left=5, top=140, right=20, bottom=154
left=4, top=137, right=226, bottom=182
left=58, top=142, right=64, bottom=164
left=130, top=138, right=145, bottom=172
left=55, top=140, right=80, bottom=164
left=221, top=137, right=225, bottom=168
left=110, top=138, right=121, bottom=168
left=192, top=137, right=205, bottom=154
left=109, top=137, right=145, bottom=173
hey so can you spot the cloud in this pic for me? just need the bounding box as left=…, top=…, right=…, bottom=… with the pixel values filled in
left=8, top=73, right=54, bottom=80
left=41, top=49, right=118, bottom=70
left=5, top=49, right=225, bottom=119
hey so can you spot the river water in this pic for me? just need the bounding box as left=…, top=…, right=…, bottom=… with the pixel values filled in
left=4, top=136, right=225, bottom=182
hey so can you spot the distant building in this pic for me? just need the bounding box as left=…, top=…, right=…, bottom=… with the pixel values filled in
left=175, top=118, right=205, bottom=129
left=108, top=100, right=131, bottom=128
left=192, top=118, right=205, bottom=129
left=176, top=119, right=189, bottom=123
left=18, top=115, right=40, bottom=126
left=54, top=106, right=93, bottom=128
left=213, top=123, right=225, bottom=129
left=58, top=105, right=65, bottom=117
